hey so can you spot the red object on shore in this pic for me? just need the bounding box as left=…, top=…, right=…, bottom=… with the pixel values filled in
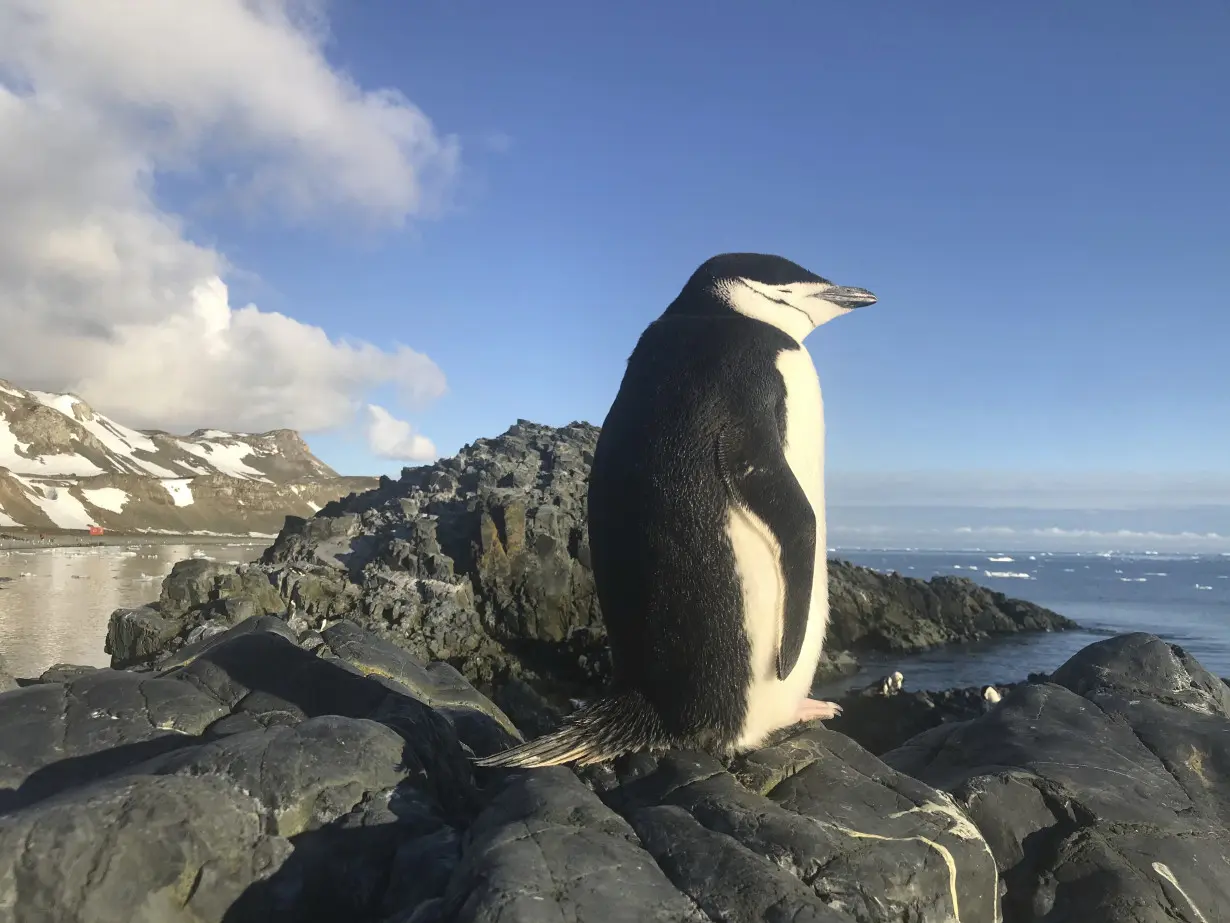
left=88, top=525, right=104, bottom=536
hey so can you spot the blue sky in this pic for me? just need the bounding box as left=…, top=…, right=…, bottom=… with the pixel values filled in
left=3, top=2, right=1227, bottom=550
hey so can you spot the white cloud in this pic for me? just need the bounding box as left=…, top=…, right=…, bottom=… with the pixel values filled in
left=0, top=0, right=455, bottom=436
left=830, top=470, right=1230, bottom=510
left=364, top=404, right=437, bottom=461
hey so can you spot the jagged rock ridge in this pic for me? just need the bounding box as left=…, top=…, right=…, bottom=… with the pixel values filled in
left=0, top=377, right=376, bottom=533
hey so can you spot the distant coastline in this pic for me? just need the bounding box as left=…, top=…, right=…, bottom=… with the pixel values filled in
left=0, top=529, right=271, bottom=552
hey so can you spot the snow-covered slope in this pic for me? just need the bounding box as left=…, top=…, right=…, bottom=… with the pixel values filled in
left=0, top=378, right=376, bottom=534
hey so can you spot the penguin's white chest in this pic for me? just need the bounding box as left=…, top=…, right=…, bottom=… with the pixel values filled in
left=726, top=345, right=829, bottom=750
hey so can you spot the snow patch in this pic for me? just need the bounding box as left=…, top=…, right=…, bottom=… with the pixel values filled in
left=29, top=390, right=81, bottom=417
left=132, top=458, right=180, bottom=477
left=12, top=476, right=95, bottom=529
left=175, top=439, right=269, bottom=480
left=0, top=418, right=105, bottom=476
left=0, top=507, right=18, bottom=527
left=81, top=487, right=130, bottom=513
left=162, top=479, right=195, bottom=507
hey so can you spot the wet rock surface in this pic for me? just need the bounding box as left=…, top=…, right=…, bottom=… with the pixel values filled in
left=103, top=421, right=1075, bottom=711
left=3, top=617, right=1223, bottom=921
left=886, top=632, right=1230, bottom=922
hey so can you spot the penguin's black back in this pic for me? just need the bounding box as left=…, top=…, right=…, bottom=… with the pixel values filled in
left=587, top=311, right=798, bottom=748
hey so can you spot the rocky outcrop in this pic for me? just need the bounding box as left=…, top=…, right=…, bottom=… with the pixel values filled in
left=826, top=560, right=1076, bottom=652
left=0, top=616, right=999, bottom=922
left=3, top=616, right=1225, bottom=921
left=826, top=679, right=1026, bottom=756
left=102, top=421, right=1076, bottom=710
left=0, top=376, right=377, bottom=533
left=887, top=633, right=1230, bottom=922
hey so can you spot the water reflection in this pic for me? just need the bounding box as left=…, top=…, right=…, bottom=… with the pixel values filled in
left=0, top=543, right=265, bottom=678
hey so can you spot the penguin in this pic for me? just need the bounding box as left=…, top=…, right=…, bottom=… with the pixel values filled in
left=475, top=253, right=877, bottom=768
left=861, top=670, right=905, bottom=697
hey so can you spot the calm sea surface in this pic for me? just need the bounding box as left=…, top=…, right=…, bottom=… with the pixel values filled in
left=0, top=542, right=265, bottom=678
left=816, top=549, right=1230, bottom=696
left=1, top=544, right=1228, bottom=689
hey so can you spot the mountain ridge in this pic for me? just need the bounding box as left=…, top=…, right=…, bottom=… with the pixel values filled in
left=0, top=377, right=376, bottom=533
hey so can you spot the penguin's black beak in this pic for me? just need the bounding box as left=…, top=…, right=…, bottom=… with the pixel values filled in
left=817, top=286, right=877, bottom=309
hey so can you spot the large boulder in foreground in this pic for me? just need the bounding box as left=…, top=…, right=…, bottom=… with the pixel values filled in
left=105, top=421, right=1076, bottom=697
left=1, top=616, right=999, bottom=922
left=2, top=622, right=1227, bottom=921
left=887, top=632, right=1230, bottom=922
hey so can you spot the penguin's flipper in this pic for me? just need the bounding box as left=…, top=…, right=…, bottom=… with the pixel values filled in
left=716, top=423, right=817, bottom=681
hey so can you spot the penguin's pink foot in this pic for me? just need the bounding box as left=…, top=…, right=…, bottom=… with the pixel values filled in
left=796, top=698, right=842, bottom=722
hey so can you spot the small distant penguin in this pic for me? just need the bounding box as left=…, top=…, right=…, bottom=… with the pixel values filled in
left=862, top=670, right=905, bottom=697
left=476, top=253, right=877, bottom=768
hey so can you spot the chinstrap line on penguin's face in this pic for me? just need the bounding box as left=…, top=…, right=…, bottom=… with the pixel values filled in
left=723, top=277, right=876, bottom=341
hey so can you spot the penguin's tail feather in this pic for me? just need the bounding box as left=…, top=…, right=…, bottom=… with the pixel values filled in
left=473, top=691, right=668, bottom=768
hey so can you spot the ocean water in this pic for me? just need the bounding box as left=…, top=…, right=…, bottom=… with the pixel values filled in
left=0, top=542, right=266, bottom=678
left=814, top=549, right=1230, bottom=697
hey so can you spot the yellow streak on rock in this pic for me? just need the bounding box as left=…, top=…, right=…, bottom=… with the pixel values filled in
left=1184, top=747, right=1210, bottom=787
left=1152, top=862, right=1209, bottom=923
left=816, top=821, right=965, bottom=923
left=889, top=796, right=1002, bottom=923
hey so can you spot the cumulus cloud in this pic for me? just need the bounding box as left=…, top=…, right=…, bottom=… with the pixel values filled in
left=0, top=0, right=455, bottom=446
left=364, top=404, right=437, bottom=462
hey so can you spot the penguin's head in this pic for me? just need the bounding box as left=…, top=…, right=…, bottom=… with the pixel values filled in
left=671, top=253, right=877, bottom=342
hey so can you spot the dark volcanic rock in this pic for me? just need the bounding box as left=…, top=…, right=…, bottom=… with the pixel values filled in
left=826, top=559, right=1077, bottom=653
left=885, top=632, right=1230, bottom=922
left=104, top=605, right=183, bottom=668
left=0, top=618, right=519, bottom=922
left=108, top=421, right=1076, bottom=715
left=828, top=682, right=1019, bottom=755
left=2, top=616, right=1225, bottom=921
left=1, top=616, right=1005, bottom=922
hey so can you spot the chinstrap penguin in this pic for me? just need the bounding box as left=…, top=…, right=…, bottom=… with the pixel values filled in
left=861, top=670, right=905, bottom=697
left=475, top=253, right=877, bottom=768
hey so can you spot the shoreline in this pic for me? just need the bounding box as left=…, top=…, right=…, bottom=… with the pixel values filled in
left=0, top=530, right=273, bottom=552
